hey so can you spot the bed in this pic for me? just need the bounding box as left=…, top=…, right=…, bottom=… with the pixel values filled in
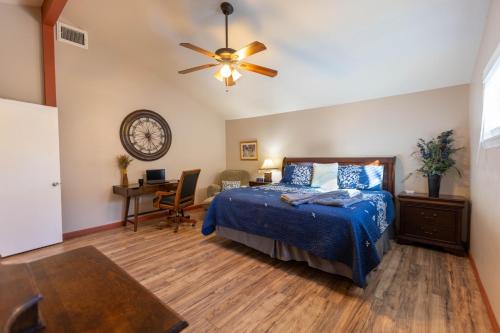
left=202, top=157, right=396, bottom=287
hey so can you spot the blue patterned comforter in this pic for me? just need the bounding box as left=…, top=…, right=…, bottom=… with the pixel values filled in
left=202, top=184, right=395, bottom=287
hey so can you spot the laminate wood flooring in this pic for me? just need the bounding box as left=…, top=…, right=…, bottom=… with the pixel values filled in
left=2, top=210, right=493, bottom=332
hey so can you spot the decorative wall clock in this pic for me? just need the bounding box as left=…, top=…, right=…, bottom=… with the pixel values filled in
left=120, top=110, right=172, bottom=161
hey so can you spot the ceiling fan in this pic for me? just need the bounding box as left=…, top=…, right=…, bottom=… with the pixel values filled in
left=178, top=2, right=278, bottom=87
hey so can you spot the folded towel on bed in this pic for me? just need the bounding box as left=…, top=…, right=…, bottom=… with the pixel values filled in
left=310, top=196, right=363, bottom=207
left=281, top=189, right=363, bottom=207
left=280, top=192, right=317, bottom=205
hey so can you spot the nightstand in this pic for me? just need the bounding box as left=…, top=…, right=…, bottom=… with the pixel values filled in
left=249, top=181, right=272, bottom=187
left=397, top=193, right=470, bottom=256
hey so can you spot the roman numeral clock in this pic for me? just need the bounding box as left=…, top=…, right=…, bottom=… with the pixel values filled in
left=120, top=110, right=172, bottom=161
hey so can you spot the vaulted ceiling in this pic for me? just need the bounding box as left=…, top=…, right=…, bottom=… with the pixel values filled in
left=57, top=0, right=490, bottom=119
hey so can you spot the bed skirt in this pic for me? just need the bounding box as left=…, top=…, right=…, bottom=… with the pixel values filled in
left=216, top=225, right=394, bottom=281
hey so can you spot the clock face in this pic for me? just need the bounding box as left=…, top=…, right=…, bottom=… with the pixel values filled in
left=120, top=110, right=172, bottom=161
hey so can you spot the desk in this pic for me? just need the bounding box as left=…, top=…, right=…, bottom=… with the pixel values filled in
left=113, top=181, right=178, bottom=232
left=1, top=246, right=188, bottom=333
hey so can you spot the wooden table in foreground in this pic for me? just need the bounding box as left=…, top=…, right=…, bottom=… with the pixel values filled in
left=113, top=181, right=178, bottom=231
left=12, top=246, right=188, bottom=333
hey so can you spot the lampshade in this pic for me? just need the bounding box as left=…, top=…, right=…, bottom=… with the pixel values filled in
left=260, top=159, right=278, bottom=170
left=231, top=69, right=242, bottom=81
left=220, top=64, right=232, bottom=78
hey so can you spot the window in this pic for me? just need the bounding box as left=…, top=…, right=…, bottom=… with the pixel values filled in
left=481, top=44, right=500, bottom=148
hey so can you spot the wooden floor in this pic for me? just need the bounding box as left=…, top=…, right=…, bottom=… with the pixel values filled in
left=2, top=209, right=493, bottom=333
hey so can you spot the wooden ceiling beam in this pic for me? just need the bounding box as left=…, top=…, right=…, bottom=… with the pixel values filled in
left=42, top=0, right=68, bottom=26
left=41, top=0, right=68, bottom=107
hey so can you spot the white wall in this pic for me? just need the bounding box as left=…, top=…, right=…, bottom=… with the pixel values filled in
left=469, top=0, right=500, bottom=322
left=55, top=22, right=226, bottom=233
left=226, top=85, right=470, bottom=197
left=0, top=3, right=43, bottom=104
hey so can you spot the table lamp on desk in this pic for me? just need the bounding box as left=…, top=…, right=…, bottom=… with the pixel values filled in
left=259, top=159, right=279, bottom=183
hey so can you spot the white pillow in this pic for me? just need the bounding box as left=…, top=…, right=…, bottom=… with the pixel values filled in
left=311, top=163, right=339, bottom=191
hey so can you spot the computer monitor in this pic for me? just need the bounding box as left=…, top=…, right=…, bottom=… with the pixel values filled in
left=146, top=169, right=165, bottom=184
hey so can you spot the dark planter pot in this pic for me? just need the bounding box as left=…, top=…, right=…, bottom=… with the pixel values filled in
left=428, top=174, right=442, bottom=198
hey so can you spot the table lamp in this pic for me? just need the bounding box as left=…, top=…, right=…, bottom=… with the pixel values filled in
left=259, top=159, right=278, bottom=182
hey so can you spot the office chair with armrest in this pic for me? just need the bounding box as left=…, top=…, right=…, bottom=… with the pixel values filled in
left=153, top=169, right=201, bottom=232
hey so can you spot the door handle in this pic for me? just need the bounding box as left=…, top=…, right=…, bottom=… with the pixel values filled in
left=52, top=182, right=61, bottom=187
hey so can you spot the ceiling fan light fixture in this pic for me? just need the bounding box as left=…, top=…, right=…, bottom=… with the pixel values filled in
left=214, top=68, right=223, bottom=82
left=231, top=69, right=242, bottom=81
left=220, top=64, right=233, bottom=78
left=178, top=2, right=277, bottom=87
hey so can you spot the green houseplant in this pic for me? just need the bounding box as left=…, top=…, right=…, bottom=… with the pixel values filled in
left=117, top=154, right=133, bottom=186
left=408, top=130, right=463, bottom=197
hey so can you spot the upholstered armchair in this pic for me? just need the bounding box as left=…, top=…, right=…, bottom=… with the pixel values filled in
left=204, top=170, right=250, bottom=208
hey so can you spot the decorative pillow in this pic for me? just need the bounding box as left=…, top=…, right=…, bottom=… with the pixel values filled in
left=311, top=163, right=339, bottom=190
left=221, top=180, right=241, bottom=191
left=290, top=164, right=313, bottom=186
left=280, top=165, right=296, bottom=183
left=338, top=165, right=384, bottom=190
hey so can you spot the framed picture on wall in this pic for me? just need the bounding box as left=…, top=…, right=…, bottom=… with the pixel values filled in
left=240, top=141, right=258, bottom=160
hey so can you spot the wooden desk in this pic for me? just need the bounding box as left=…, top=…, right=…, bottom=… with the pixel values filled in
left=1, top=246, right=188, bottom=333
left=113, top=181, right=178, bottom=232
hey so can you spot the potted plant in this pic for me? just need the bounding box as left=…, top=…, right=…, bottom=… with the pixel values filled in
left=117, top=154, right=133, bottom=186
left=408, top=130, right=463, bottom=198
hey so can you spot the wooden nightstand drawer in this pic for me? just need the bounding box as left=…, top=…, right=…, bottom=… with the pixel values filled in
left=411, top=206, right=455, bottom=225
left=401, top=206, right=456, bottom=243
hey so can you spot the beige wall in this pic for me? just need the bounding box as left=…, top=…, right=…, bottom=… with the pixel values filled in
left=55, top=27, right=226, bottom=233
left=226, top=85, right=470, bottom=197
left=469, top=0, right=500, bottom=322
left=0, top=3, right=43, bottom=104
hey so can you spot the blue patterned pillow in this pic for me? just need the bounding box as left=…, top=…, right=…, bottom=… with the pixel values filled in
left=281, top=165, right=296, bottom=183
left=290, top=164, right=313, bottom=186
left=338, top=165, right=384, bottom=190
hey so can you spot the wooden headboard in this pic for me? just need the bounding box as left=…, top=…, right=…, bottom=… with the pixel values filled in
left=282, top=157, right=397, bottom=196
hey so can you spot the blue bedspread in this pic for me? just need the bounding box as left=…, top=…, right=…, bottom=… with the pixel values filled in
left=202, top=184, right=395, bottom=287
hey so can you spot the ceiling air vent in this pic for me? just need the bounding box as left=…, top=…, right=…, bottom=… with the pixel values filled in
left=56, top=22, right=88, bottom=49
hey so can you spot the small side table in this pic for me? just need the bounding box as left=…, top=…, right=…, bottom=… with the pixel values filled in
left=249, top=181, right=272, bottom=187
left=397, top=192, right=470, bottom=256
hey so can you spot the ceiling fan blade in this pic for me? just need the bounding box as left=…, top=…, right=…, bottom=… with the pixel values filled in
left=179, top=43, right=221, bottom=60
left=237, top=62, right=278, bottom=77
left=178, top=64, right=218, bottom=74
left=232, top=41, right=267, bottom=61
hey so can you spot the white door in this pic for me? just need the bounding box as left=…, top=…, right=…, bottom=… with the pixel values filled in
left=0, top=98, right=62, bottom=257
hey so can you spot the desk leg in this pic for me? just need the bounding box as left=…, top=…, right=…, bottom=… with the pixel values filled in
left=122, top=196, right=131, bottom=226
left=133, top=196, right=140, bottom=232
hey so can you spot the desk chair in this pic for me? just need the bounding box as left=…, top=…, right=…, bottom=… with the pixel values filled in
left=153, top=169, right=201, bottom=232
